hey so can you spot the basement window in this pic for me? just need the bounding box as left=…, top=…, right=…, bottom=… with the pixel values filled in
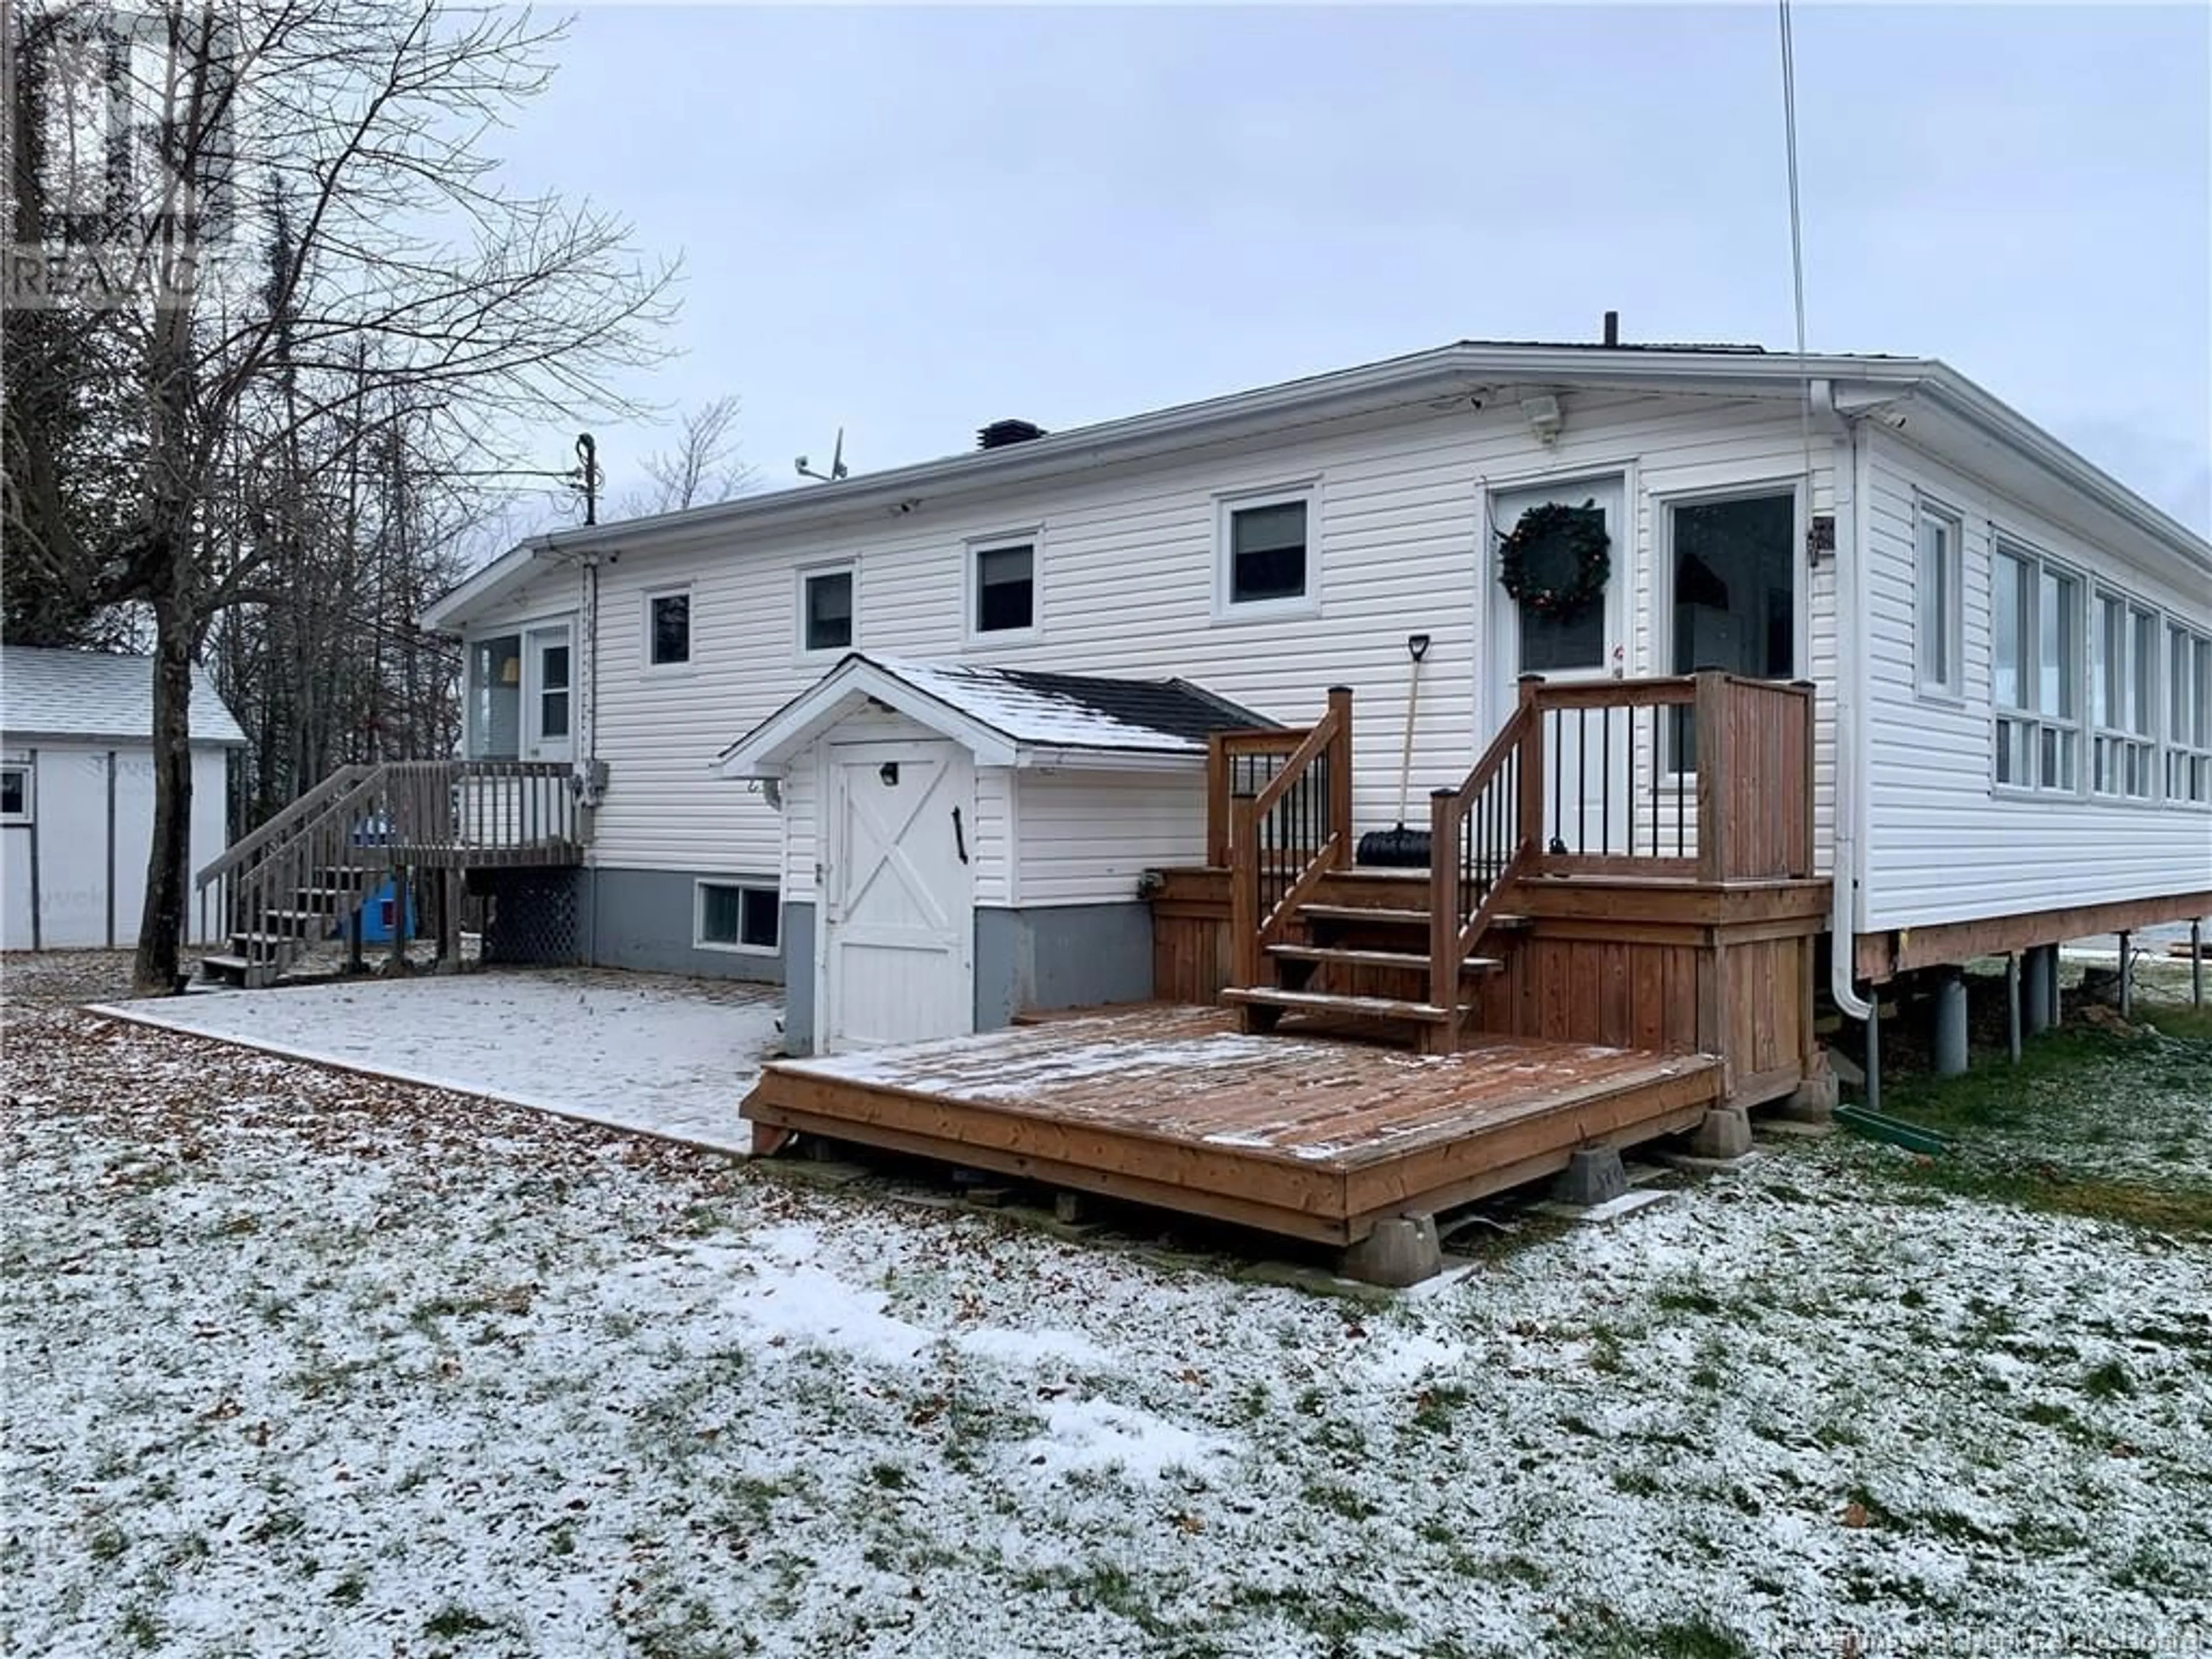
left=696, top=881, right=779, bottom=953
left=0, top=763, right=29, bottom=824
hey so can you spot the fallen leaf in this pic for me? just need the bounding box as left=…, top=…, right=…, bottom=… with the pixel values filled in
left=1841, top=1501, right=1870, bottom=1529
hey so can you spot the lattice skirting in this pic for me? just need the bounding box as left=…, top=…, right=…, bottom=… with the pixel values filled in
left=469, top=868, right=584, bottom=965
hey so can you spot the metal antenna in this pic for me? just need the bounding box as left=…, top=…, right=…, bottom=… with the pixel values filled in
left=796, top=426, right=849, bottom=483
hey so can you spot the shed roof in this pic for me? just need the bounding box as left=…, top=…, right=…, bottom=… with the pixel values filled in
left=718, top=654, right=1275, bottom=777
left=1, top=646, right=248, bottom=747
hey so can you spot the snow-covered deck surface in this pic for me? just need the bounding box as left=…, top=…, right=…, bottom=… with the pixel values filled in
left=749, top=1006, right=1724, bottom=1242
left=92, top=969, right=779, bottom=1153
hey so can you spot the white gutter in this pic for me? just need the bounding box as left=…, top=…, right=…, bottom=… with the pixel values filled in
left=1812, top=378, right=1874, bottom=1021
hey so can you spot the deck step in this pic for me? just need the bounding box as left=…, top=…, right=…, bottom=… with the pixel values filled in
left=1297, top=903, right=1431, bottom=926
left=229, top=931, right=304, bottom=950
left=1220, top=986, right=1467, bottom=1023
left=261, top=909, right=332, bottom=931
left=1268, top=944, right=1502, bottom=973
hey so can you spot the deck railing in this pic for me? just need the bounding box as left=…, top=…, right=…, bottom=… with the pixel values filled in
left=1225, top=687, right=1353, bottom=988
left=1427, top=692, right=1538, bottom=1035
left=194, top=760, right=584, bottom=972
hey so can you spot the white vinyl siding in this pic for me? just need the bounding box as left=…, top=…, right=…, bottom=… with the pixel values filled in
left=1859, top=428, right=2212, bottom=933
left=553, top=392, right=1847, bottom=885
left=1013, top=772, right=1209, bottom=907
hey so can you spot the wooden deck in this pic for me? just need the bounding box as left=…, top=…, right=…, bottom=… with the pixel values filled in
left=743, top=1005, right=1723, bottom=1246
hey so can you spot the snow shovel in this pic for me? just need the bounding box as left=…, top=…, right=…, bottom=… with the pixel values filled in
left=1356, top=634, right=1433, bottom=868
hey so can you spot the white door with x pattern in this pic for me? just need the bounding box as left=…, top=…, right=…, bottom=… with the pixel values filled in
left=823, top=740, right=975, bottom=1052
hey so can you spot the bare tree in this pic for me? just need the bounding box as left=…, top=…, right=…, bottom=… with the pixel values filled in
left=3, top=1, right=677, bottom=991
left=625, top=394, right=754, bottom=516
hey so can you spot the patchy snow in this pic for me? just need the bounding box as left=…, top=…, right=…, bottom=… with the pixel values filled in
left=868, top=656, right=1224, bottom=753
left=6, top=969, right=2211, bottom=1657
left=89, top=968, right=779, bottom=1153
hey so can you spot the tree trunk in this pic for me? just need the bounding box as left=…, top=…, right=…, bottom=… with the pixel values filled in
left=133, top=590, right=198, bottom=993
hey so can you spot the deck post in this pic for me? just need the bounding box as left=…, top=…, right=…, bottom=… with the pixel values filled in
left=2116, top=931, right=2131, bottom=1020
left=387, top=866, right=411, bottom=974
left=2005, top=953, right=2022, bottom=1063
left=1691, top=671, right=1730, bottom=882
left=1427, top=787, right=1459, bottom=1048
left=1931, top=967, right=1968, bottom=1076
left=2194, top=919, right=2204, bottom=1007
left=438, top=869, right=464, bottom=974
left=1229, top=793, right=1261, bottom=995
left=1863, top=995, right=1881, bottom=1113
left=1205, top=734, right=1230, bottom=868
left=2022, top=944, right=2054, bottom=1033
left=1516, top=675, right=1544, bottom=861
left=1325, top=685, right=1354, bottom=869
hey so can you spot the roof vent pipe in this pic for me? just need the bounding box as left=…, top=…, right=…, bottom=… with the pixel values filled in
left=979, top=419, right=1048, bottom=450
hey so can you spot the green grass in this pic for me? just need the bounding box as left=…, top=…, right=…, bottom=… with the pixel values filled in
left=1858, top=1006, right=2212, bottom=1236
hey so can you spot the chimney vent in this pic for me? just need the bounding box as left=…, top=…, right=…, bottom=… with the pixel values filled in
left=978, top=419, right=1048, bottom=451
left=1603, top=310, right=1620, bottom=347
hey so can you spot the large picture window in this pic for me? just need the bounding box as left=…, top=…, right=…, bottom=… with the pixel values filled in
left=2091, top=592, right=2157, bottom=799
left=2170, top=623, right=2212, bottom=806
left=1992, top=543, right=2081, bottom=793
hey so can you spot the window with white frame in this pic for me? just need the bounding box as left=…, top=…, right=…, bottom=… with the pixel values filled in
left=2090, top=591, right=2157, bottom=799
left=1991, top=543, right=2081, bottom=792
left=799, top=565, right=854, bottom=653
left=2170, top=622, right=2212, bottom=805
left=1217, top=488, right=1314, bottom=613
left=971, top=539, right=1036, bottom=635
left=1915, top=503, right=1963, bottom=698
left=0, top=762, right=30, bottom=823
left=696, top=881, right=778, bottom=952
left=646, top=588, right=691, bottom=666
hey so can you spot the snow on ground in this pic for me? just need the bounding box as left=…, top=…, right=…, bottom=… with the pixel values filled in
left=89, top=968, right=781, bottom=1154
left=5, top=955, right=2209, bottom=1657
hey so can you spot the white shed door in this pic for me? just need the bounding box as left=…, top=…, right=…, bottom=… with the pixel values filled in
left=823, top=740, right=974, bottom=1052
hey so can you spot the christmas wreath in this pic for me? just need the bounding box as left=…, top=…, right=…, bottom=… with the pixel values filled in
left=1497, top=500, right=1610, bottom=618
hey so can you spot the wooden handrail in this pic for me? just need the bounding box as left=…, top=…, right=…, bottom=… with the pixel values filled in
left=196, top=763, right=375, bottom=889
left=1427, top=691, right=1539, bottom=1037
left=1226, top=688, right=1353, bottom=984
left=1206, top=728, right=1309, bottom=867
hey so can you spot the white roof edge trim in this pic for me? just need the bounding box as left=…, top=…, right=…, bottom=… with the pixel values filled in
left=428, top=344, right=2206, bottom=628
left=717, top=659, right=1024, bottom=777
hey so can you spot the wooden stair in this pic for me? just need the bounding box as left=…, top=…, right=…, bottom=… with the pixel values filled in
left=1226, top=885, right=1509, bottom=1050
left=200, top=862, right=378, bottom=989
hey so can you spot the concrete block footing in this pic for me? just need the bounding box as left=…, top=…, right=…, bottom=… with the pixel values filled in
left=1338, top=1214, right=1444, bottom=1287
left=1686, top=1104, right=1753, bottom=1160
left=1772, top=1056, right=1840, bottom=1124
left=1551, top=1146, right=1629, bottom=1207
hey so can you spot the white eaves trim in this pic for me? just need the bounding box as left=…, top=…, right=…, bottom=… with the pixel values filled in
left=426, top=342, right=2210, bottom=634
left=715, top=654, right=1223, bottom=780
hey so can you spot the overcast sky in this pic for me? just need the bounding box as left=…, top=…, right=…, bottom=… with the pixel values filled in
left=491, top=3, right=2211, bottom=539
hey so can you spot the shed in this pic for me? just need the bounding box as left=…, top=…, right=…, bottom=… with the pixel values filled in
left=718, top=654, right=1273, bottom=1054
left=1, top=647, right=246, bottom=950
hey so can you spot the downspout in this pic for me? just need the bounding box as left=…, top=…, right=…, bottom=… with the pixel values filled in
left=1812, top=378, right=1874, bottom=1021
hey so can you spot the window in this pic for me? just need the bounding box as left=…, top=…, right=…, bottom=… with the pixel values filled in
left=1992, top=543, right=2081, bottom=793
left=646, top=590, right=691, bottom=666
left=538, top=642, right=571, bottom=740
left=0, top=763, right=29, bottom=824
left=972, top=539, right=1036, bottom=636
left=1666, top=490, right=1797, bottom=768
left=468, top=634, right=522, bottom=760
left=2171, top=623, right=2212, bottom=805
left=1217, top=488, right=1315, bottom=614
left=696, top=881, right=778, bottom=953
left=1915, top=503, right=1963, bottom=698
left=800, top=565, right=854, bottom=653
left=2091, top=592, right=2157, bottom=799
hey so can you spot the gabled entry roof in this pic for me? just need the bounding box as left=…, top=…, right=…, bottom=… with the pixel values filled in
left=717, top=654, right=1276, bottom=778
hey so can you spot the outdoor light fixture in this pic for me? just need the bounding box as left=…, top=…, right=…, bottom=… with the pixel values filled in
left=1520, top=393, right=1564, bottom=446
